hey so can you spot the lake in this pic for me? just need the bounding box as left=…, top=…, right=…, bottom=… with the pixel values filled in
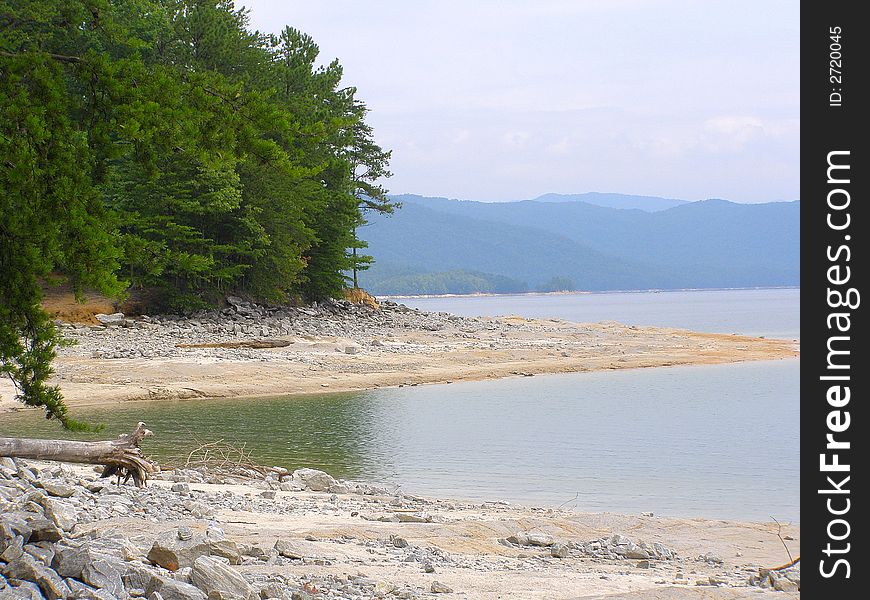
left=396, top=287, right=800, bottom=340
left=0, top=288, right=800, bottom=522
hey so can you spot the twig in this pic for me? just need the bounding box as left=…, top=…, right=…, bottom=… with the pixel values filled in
left=770, top=516, right=794, bottom=565
left=558, top=492, right=579, bottom=509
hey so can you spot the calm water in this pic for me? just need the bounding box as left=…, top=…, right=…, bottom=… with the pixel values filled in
left=397, top=288, right=800, bottom=340
left=0, top=289, right=800, bottom=522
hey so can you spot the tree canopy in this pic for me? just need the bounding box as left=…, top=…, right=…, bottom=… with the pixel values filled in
left=0, top=0, right=394, bottom=427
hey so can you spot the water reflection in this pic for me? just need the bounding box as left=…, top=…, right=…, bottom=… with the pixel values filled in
left=0, top=360, right=800, bottom=521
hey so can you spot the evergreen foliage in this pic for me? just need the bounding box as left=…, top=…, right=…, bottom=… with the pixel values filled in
left=1, top=0, right=391, bottom=424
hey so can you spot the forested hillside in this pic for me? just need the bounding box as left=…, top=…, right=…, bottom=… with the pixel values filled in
left=1, top=0, right=391, bottom=426
left=361, top=195, right=800, bottom=294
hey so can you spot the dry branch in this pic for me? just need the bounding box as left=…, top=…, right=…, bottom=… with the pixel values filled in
left=0, top=422, right=156, bottom=486
left=175, top=339, right=292, bottom=349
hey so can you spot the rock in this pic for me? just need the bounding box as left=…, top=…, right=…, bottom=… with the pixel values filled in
left=344, top=345, right=359, bottom=354
left=148, top=530, right=212, bottom=571
left=623, top=549, right=650, bottom=560
left=505, top=534, right=529, bottom=546
left=36, top=481, right=75, bottom=499
left=208, top=539, right=242, bottom=565
left=290, top=469, right=337, bottom=492
left=430, top=581, right=453, bottom=593
left=273, top=539, right=303, bottom=560
left=2, top=579, right=44, bottom=599
left=396, top=513, right=432, bottom=523
left=52, top=544, right=109, bottom=579
left=81, top=558, right=125, bottom=598
left=191, top=556, right=256, bottom=600
left=95, top=313, right=125, bottom=326
left=422, top=562, right=435, bottom=573
left=259, top=490, right=276, bottom=499
left=636, top=560, right=651, bottom=569
left=147, top=574, right=208, bottom=600
left=1, top=553, right=70, bottom=600
left=171, top=483, right=191, bottom=495
left=23, top=542, right=54, bottom=567
left=550, top=544, right=570, bottom=558
left=0, top=536, right=24, bottom=562
left=526, top=533, right=554, bottom=547
left=392, top=537, right=409, bottom=549
left=41, top=498, right=78, bottom=532
left=21, top=516, right=61, bottom=544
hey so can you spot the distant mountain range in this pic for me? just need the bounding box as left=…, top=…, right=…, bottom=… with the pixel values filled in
left=357, top=193, right=800, bottom=295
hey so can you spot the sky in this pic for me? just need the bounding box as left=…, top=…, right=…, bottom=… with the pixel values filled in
left=245, top=1, right=799, bottom=203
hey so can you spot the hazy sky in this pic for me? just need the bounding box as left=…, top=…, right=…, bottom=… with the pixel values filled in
left=246, top=1, right=799, bottom=203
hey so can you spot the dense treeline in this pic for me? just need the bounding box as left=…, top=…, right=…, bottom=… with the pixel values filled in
left=0, top=0, right=393, bottom=426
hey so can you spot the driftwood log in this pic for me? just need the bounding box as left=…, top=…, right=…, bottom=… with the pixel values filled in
left=0, top=422, right=156, bottom=487
left=175, top=339, right=291, bottom=349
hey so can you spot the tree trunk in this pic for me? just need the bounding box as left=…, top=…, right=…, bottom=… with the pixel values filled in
left=0, top=422, right=156, bottom=487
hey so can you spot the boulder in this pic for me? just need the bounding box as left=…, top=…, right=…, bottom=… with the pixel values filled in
left=273, top=539, right=304, bottom=560
left=24, top=515, right=62, bottom=543
left=208, top=539, right=243, bottom=565
left=431, top=581, right=453, bottom=593
left=148, top=530, right=212, bottom=571
left=1, top=553, right=70, bottom=600
left=81, top=558, right=125, bottom=598
left=37, top=481, right=75, bottom=499
left=191, top=556, right=256, bottom=600
left=146, top=574, right=208, bottom=600
left=526, top=533, right=554, bottom=547
left=41, top=498, right=78, bottom=532
left=94, top=313, right=125, bottom=326
left=290, top=469, right=337, bottom=493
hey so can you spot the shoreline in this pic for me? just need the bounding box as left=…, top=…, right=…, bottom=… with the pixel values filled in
left=1, top=459, right=800, bottom=599
left=0, top=300, right=798, bottom=413
left=380, top=285, right=800, bottom=301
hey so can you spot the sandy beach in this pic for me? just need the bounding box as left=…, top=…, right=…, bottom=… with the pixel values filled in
left=0, top=299, right=798, bottom=413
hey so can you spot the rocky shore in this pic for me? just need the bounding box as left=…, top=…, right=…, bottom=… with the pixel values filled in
left=1, top=297, right=798, bottom=412
left=2, top=458, right=799, bottom=599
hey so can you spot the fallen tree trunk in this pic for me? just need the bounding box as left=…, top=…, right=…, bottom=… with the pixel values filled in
left=0, top=422, right=156, bottom=487
left=175, top=339, right=292, bottom=349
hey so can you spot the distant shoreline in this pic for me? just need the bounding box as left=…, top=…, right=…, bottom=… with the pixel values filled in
left=380, top=285, right=800, bottom=300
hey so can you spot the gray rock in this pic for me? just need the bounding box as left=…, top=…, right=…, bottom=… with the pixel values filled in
left=37, top=481, right=75, bottom=498
left=95, top=313, right=125, bottom=326
left=636, top=560, right=651, bottom=569
left=505, top=534, right=529, bottom=546
left=431, top=581, right=452, bottom=593
left=24, top=515, right=62, bottom=543
left=23, top=542, right=54, bottom=567
left=290, top=469, right=337, bottom=492
left=1, top=579, right=44, bottom=599
left=148, top=530, right=211, bottom=571
left=1, top=553, right=70, bottom=600
left=171, top=483, right=191, bottom=495
left=392, top=537, right=409, bottom=549
left=147, top=574, right=208, bottom=600
left=52, top=544, right=107, bottom=579
left=0, top=536, right=24, bottom=562
left=259, top=491, right=276, bottom=500
left=273, top=539, right=303, bottom=560
left=208, top=539, right=242, bottom=565
left=623, top=549, right=650, bottom=560
left=526, top=533, right=554, bottom=547
left=550, top=544, right=570, bottom=558
left=41, top=498, right=78, bottom=532
left=191, top=556, right=256, bottom=600
left=422, top=562, right=435, bottom=573
left=81, top=558, right=125, bottom=597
